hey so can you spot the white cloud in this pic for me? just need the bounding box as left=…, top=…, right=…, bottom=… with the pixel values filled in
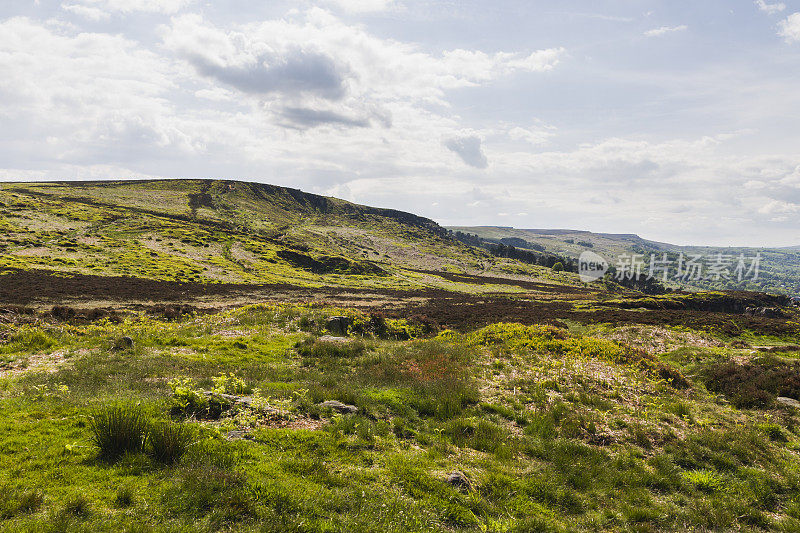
left=755, top=0, right=786, bottom=15
left=779, top=13, right=800, bottom=42
left=322, top=0, right=396, bottom=13
left=0, top=17, right=197, bottom=168
left=644, top=25, right=688, bottom=37
left=160, top=11, right=564, bottom=128
left=61, top=0, right=193, bottom=18
left=508, top=126, right=553, bottom=145
left=61, top=3, right=109, bottom=20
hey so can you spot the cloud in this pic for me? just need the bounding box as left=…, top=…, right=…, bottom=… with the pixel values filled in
left=278, top=107, right=371, bottom=128
left=755, top=0, right=786, bottom=14
left=322, top=0, right=396, bottom=13
left=62, top=0, right=192, bottom=17
left=644, top=25, right=688, bottom=37
left=0, top=17, right=195, bottom=169
left=160, top=11, right=564, bottom=132
left=508, top=126, right=553, bottom=145
left=61, top=3, right=109, bottom=20
left=444, top=136, right=488, bottom=168
left=779, top=13, right=800, bottom=42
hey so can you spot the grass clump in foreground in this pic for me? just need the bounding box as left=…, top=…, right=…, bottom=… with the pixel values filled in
left=88, top=405, right=149, bottom=460
left=2, top=303, right=800, bottom=531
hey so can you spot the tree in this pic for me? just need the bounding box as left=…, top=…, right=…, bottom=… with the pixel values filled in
left=552, top=262, right=564, bottom=272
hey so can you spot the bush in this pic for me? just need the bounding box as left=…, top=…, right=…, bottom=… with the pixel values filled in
left=88, top=405, right=149, bottom=460
left=149, top=421, right=194, bottom=465
left=703, top=358, right=800, bottom=408
left=169, top=378, right=232, bottom=419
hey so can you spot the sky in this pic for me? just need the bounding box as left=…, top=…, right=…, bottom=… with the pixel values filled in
left=1, top=1, right=800, bottom=247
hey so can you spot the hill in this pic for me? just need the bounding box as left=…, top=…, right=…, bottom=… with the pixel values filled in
left=450, top=226, right=800, bottom=297
left=0, top=180, right=576, bottom=301
left=3, top=180, right=800, bottom=531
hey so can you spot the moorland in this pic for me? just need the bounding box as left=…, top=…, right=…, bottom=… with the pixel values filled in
left=2, top=179, right=800, bottom=532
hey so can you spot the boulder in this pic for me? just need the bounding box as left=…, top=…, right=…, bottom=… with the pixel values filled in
left=318, top=335, right=350, bottom=343
left=112, top=336, right=134, bottom=350
left=777, top=397, right=800, bottom=409
left=744, top=307, right=786, bottom=319
left=325, top=316, right=353, bottom=336
left=319, top=400, right=358, bottom=414
left=445, top=471, right=472, bottom=492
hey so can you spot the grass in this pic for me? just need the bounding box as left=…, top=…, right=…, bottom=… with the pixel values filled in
left=88, top=405, right=149, bottom=460
left=2, top=303, right=800, bottom=531
left=148, top=421, right=194, bottom=465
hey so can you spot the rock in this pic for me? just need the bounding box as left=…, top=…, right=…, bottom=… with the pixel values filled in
left=777, top=397, right=800, bottom=409
left=755, top=345, right=800, bottom=353
left=201, top=391, right=276, bottom=413
left=112, top=336, right=134, bottom=350
left=325, top=316, right=353, bottom=336
left=744, top=307, right=785, bottom=319
left=445, top=471, right=472, bottom=492
left=319, top=400, right=358, bottom=414
left=318, top=335, right=350, bottom=343
left=226, top=429, right=253, bottom=440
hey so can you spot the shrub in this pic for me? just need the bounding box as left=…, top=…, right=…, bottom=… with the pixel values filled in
left=169, top=378, right=232, bottom=419
left=149, top=421, right=194, bottom=465
left=88, top=405, right=149, bottom=460
left=703, top=358, right=800, bottom=408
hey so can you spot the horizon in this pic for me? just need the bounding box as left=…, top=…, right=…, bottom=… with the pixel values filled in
left=2, top=1, right=800, bottom=247
left=5, top=176, right=799, bottom=249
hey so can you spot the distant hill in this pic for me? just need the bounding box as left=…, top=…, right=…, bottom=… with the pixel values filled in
left=0, top=180, right=566, bottom=293
left=450, top=226, right=800, bottom=297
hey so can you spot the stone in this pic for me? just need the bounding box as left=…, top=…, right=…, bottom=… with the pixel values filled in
left=445, top=471, right=472, bottom=492
left=319, top=400, right=358, bottom=414
left=776, top=397, right=800, bottom=409
left=318, top=335, right=350, bottom=343
left=325, top=316, right=353, bottom=336
left=112, top=336, right=134, bottom=350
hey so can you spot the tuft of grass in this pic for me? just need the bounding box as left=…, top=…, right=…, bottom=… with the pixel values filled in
left=296, top=338, right=368, bottom=358
left=682, top=469, right=724, bottom=493
left=0, top=487, right=44, bottom=519
left=62, top=494, right=91, bottom=517
left=114, top=485, right=134, bottom=508
left=88, top=405, right=149, bottom=460
left=148, top=421, right=194, bottom=465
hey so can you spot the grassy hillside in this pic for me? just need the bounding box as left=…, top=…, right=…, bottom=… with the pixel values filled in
left=451, top=226, right=800, bottom=297
left=3, top=303, right=800, bottom=531
left=0, top=181, right=573, bottom=298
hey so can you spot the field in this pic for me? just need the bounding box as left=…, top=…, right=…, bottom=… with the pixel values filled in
left=2, top=180, right=800, bottom=532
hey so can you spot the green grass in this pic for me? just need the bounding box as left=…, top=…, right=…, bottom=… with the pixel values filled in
left=2, top=303, right=800, bottom=531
